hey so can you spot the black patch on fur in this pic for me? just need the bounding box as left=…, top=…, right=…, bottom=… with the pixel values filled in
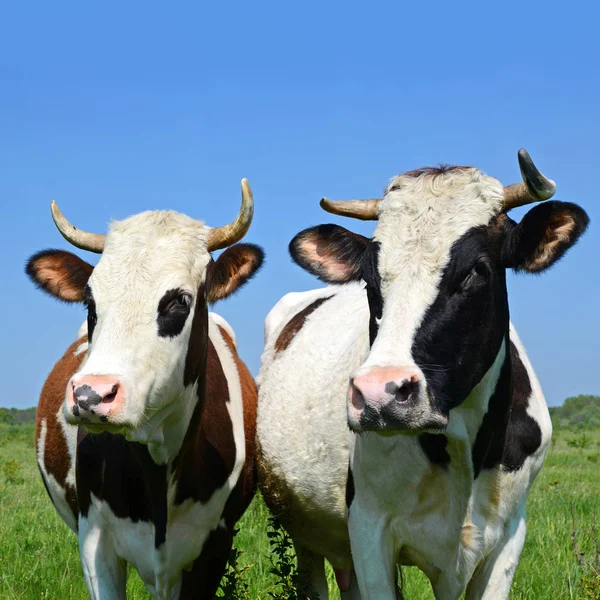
left=179, top=526, right=233, bottom=599
left=362, top=241, right=383, bottom=346
left=157, top=288, right=192, bottom=338
left=411, top=227, right=508, bottom=417
left=84, top=286, right=97, bottom=342
left=346, top=464, right=355, bottom=508
left=471, top=342, right=512, bottom=478
left=76, top=432, right=169, bottom=549
left=289, top=224, right=369, bottom=283
left=502, top=342, right=542, bottom=471
left=418, top=434, right=450, bottom=468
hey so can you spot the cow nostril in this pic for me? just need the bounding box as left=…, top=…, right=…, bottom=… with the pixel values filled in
left=394, top=379, right=419, bottom=403
left=350, top=382, right=366, bottom=411
left=102, top=384, right=119, bottom=404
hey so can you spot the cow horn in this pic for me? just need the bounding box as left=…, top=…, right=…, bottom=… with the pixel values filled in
left=51, top=201, right=106, bottom=253
left=207, top=178, right=254, bottom=251
left=319, top=197, right=381, bottom=221
left=503, top=149, right=556, bottom=211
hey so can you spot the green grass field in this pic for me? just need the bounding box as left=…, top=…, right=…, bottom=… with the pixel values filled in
left=1, top=425, right=599, bottom=599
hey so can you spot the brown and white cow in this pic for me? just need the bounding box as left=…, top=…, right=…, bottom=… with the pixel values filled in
left=26, top=181, right=264, bottom=599
left=257, top=151, right=589, bottom=599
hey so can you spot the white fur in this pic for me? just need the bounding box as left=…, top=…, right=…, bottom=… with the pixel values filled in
left=77, top=318, right=246, bottom=599
left=259, top=288, right=549, bottom=600
left=355, top=170, right=504, bottom=398
left=66, top=211, right=213, bottom=436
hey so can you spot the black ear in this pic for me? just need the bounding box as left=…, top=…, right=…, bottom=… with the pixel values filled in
left=289, top=224, right=369, bottom=283
left=500, top=201, right=589, bottom=273
left=26, top=249, right=94, bottom=302
left=207, top=243, right=265, bottom=303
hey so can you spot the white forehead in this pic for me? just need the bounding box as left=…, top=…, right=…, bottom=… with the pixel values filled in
left=374, top=167, right=504, bottom=280
left=91, top=210, right=212, bottom=296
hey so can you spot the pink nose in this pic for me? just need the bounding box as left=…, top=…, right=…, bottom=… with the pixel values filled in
left=67, top=375, right=124, bottom=422
left=350, top=367, right=421, bottom=413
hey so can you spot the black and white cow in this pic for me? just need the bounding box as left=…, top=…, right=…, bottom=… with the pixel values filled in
left=26, top=181, right=263, bottom=599
left=257, top=151, right=588, bottom=599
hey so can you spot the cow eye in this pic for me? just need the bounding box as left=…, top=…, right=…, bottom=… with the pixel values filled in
left=167, top=293, right=192, bottom=313
left=462, top=259, right=491, bottom=291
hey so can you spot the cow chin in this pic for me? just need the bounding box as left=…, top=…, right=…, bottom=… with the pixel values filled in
left=347, top=396, right=448, bottom=435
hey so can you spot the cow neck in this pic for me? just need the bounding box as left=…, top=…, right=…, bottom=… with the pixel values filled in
left=448, top=332, right=512, bottom=476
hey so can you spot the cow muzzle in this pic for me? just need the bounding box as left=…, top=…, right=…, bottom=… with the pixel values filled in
left=347, top=366, right=447, bottom=434
left=65, top=374, right=125, bottom=425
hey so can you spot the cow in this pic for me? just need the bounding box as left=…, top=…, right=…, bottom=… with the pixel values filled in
left=256, top=150, right=589, bottom=599
left=26, top=180, right=264, bottom=599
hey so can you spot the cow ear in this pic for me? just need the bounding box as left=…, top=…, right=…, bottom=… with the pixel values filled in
left=500, top=201, right=589, bottom=273
left=26, top=249, right=94, bottom=302
left=289, top=224, right=369, bottom=283
left=207, top=243, right=265, bottom=303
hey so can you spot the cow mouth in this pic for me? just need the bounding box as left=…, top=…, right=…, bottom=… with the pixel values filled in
left=348, top=393, right=448, bottom=435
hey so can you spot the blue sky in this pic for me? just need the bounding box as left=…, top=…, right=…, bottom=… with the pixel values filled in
left=1, top=1, right=598, bottom=408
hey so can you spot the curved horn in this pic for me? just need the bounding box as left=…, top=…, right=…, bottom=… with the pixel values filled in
left=319, top=197, right=381, bottom=221
left=50, top=201, right=106, bottom=253
left=503, top=149, right=556, bottom=211
left=207, top=178, right=254, bottom=251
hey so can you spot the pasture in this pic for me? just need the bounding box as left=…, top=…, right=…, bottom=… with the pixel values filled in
left=0, top=422, right=598, bottom=599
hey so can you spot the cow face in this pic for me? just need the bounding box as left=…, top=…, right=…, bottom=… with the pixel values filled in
left=290, top=164, right=588, bottom=435
left=27, top=209, right=263, bottom=436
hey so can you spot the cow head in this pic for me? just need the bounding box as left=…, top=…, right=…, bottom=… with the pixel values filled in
left=27, top=180, right=264, bottom=439
left=289, top=151, right=588, bottom=435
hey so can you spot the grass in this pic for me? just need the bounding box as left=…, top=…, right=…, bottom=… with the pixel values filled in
left=1, top=426, right=599, bottom=598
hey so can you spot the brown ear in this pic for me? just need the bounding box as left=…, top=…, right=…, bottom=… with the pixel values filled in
left=288, top=224, right=369, bottom=283
left=500, top=202, right=589, bottom=273
left=26, top=249, right=93, bottom=302
left=207, top=243, right=265, bottom=303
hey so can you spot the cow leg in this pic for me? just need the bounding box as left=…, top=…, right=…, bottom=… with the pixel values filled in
left=78, top=517, right=127, bottom=600
left=348, top=505, right=398, bottom=599
left=179, top=524, right=233, bottom=599
left=465, top=509, right=527, bottom=600
left=293, top=541, right=329, bottom=599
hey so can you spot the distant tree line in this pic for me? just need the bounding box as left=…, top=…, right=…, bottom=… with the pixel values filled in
left=0, top=407, right=36, bottom=425
left=549, top=395, right=600, bottom=430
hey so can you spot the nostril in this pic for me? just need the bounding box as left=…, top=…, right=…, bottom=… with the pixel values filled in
left=350, top=382, right=366, bottom=411
left=103, top=384, right=119, bottom=404
left=394, top=379, right=419, bottom=403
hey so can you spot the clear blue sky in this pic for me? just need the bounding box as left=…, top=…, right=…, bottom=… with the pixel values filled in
left=2, top=1, right=598, bottom=408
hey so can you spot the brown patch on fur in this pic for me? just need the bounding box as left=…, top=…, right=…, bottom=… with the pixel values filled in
left=220, top=327, right=259, bottom=524
left=461, top=522, right=475, bottom=548
left=36, top=336, right=87, bottom=519
left=256, top=439, right=294, bottom=521
left=184, top=284, right=209, bottom=387
left=487, top=468, right=503, bottom=516
left=26, top=250, right=93, bottom=302
left=413, top=466, right=449, bottom=519
left=274, top=296, right=333, bottom=354
left=176, top=320, right=258, bottom=522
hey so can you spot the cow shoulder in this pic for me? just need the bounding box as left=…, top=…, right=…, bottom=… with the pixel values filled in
left=37, top=332, right=88, bottom=521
